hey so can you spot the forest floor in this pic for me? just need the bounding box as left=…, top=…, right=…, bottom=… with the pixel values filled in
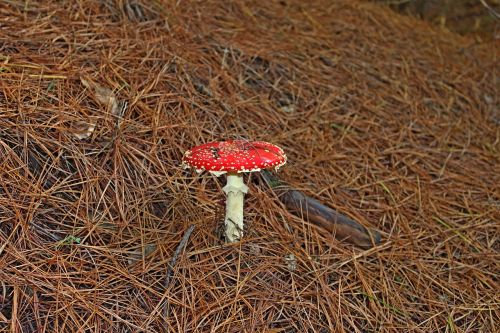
left=0, top=0, right=498, bottom=332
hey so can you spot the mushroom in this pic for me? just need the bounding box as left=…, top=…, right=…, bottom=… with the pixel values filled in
left=182, top=140, right=287, bottom=242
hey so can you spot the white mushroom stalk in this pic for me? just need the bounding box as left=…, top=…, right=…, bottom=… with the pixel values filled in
left=182, top=140, right=287, bottom=243
left=222, top=173, right=248, bottom=242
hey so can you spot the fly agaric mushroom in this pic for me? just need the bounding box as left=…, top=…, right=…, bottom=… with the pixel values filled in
left=182, top=140, right=287, bottom=242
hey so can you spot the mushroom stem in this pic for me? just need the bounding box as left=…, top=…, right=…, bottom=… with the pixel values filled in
left=222, top=173, right=249, bottom=242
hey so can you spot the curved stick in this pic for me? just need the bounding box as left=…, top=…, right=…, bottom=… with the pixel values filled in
left=260, top=170, right=381, bottom=249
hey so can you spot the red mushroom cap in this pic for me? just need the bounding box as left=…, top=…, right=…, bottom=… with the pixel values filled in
left=182, top=140, right=287, bottom=173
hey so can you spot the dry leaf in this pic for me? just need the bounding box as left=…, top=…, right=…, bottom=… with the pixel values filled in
left=80, top=78, right=120, bottom=116
left=73, top=120, right=96, bottom=140
left=284, top=253, right=297, bottom=271
left=73, top=78, right=123, bottom=140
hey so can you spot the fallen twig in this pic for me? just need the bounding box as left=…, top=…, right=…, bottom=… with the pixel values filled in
left=480, top=0, right=500, bottom=20
left=260, top=170, right=382, bottom=249
left=164, top=225, right=195, bottom=290
left=162, top=224, right=195, bottom=322
left=142, top=224, right=196, bottom=331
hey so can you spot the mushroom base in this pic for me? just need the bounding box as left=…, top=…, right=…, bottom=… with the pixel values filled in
left=222, top=173, right=248, bottom=242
